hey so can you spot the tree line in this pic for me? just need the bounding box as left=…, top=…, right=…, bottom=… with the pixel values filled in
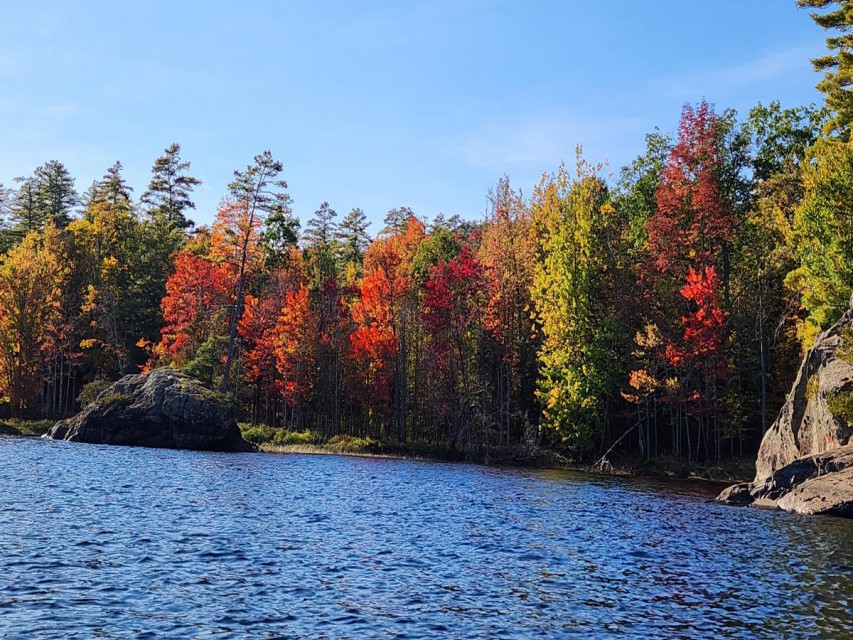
left=1, top=0, right=850, bottom=462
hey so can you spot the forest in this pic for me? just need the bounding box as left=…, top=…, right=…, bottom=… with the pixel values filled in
left=1, top=1, right=851, bottom=464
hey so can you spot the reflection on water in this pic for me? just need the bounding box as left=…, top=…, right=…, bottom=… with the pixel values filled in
left=1, top=437, right=852, bottom=638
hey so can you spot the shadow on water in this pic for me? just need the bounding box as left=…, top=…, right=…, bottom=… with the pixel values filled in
left=1, top=437, right=852, bottom=638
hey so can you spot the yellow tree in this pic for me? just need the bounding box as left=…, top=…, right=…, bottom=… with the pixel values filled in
left=69, top=197, right=141, bottom=374
left=530, top=155, right=620, bottom=451
left=0, top=223, right=68, bottom=414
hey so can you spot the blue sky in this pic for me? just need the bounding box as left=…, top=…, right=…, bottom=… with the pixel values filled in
left=0, top=1, right=826, bottom=231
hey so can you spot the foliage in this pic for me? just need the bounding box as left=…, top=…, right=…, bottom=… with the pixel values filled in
left=530, top=156, right=621, bottom=450
left=140, top=142, right=200, bottom=230
left=827, top=389, right=853, bottom=425
left=77, top=378, right=112, bottom=408
left=786, top=138, right=853, bottom=346
left=0, top=223, right=68, bottom=414
left=4, top=29, right=853, bottom=464
left=837, top=327, right=853, bottom=364
left=797, top=0, right=853, bottom=138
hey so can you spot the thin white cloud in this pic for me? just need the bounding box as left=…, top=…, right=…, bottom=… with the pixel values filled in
left=653, top=45, right=821, bottom=97
left=445, top=110, right=645, bottom=171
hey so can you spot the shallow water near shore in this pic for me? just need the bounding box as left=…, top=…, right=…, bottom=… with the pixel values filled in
left=1, top=437, right=852, bottom=638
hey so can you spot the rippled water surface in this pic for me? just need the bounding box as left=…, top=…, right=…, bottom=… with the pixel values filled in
left=2, top=438, right=853, bottom=638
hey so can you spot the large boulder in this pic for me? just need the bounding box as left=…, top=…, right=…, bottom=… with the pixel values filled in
left=717, top=295, right=853, bottom=516
left=46, top=368, right=253, bottom=452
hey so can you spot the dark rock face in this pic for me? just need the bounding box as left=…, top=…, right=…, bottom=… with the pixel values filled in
left=716, top=483, right=754, bottom=507
left=46, top=368, right=253, bottom=452
left=717, top=295, right=853, bottom=517
left=0, top=423, right=21, bottom=436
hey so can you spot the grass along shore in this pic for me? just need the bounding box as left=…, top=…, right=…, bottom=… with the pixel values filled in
left=238, top=424, right=754, bottom=484
left=2, top=419, right=54, bottom=436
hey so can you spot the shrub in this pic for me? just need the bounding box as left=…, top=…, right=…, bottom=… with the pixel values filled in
left=838, top=327, right=853, bottom=365
left=827, top=390, right=853, bottom=426
left=77, top=379, right=112, bottom=408
left=806, top=375, right=820, bottom=400
left=272, top=430, right=321, bottom=446
left=97, top=393, right=129, bottom=408
left=239, top=424, right=276, bottom=445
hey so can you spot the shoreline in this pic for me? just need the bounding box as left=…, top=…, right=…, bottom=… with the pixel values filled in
left=11, top=418, right=751, bottom=485
left=251, top=440, right=749, bottom=486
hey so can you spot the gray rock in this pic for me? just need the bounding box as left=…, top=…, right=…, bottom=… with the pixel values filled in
left=46, top=368, right=253, bottom=452
left=0, top=422, right=21, bottom=436
left=717, top=294, right=853, bottom=517
left=716, top=482, right=754, bottom=507
left=717, top=440, right=853, bottom=516
left=777, top=467, right=853, bottom=517
left=754, top=298, right=853, bottom=484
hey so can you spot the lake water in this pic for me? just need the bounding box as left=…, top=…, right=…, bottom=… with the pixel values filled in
left=1, top=437, right=852, bottom=638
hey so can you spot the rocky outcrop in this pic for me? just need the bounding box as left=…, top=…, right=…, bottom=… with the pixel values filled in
left=0, top=422, right=21, bottom=436
left=776, top=467, right=853, bottom=517
left=717, top=295, right=853, bottom=517
left=46, top=368, right=254, bottom=452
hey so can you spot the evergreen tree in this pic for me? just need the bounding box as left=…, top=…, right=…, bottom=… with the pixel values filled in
left=0, top=183, right=14, bottom=253
left=140, top=143, right=201, bottom=230
left=383, top=206, right=415, bottom=235
left=303, top=202, right=338, bottom=287
left=335, top=207, right=370, bottom=276
left=10, top=176, right=44, bottom=236
left=89, top=162, right=134, bottom=213
left=303, top=201, right=338, bottom=247
left=798, top=0, right=853, bottom=137
left=34, top=160, right=78, bottom=228
left=263, top=207, right=300, bottom=269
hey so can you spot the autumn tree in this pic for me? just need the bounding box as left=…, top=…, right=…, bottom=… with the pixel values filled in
left=351, top=217, right=425, bottom=438
left=156, top=243, right=235, bottom=385
left=271, top=284, right=320, bottom=427
left=646, top=101, right=733, bottom=287
left=69, top=162, right=145, bottom=375
left=479, top=177, right=538, bottom=444
left=238, top=255, right=305, bottom=425
left=349, top=267, right=397, bottom=430
left=220, top=151, right=292, bottom=393
left=422, top=247, right=487, bottom=447
left=636, top=101, right=735, bottom=461
left=531, top=156, right=623, bottom=451
left=0, top=223, right=68, bottom=414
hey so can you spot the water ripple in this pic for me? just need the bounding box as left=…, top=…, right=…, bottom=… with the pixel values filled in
left=1, top=437, right=852, bottom=638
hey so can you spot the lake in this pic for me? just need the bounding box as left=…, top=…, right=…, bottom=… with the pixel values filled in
left=1, top=437, right=852, bottom=638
